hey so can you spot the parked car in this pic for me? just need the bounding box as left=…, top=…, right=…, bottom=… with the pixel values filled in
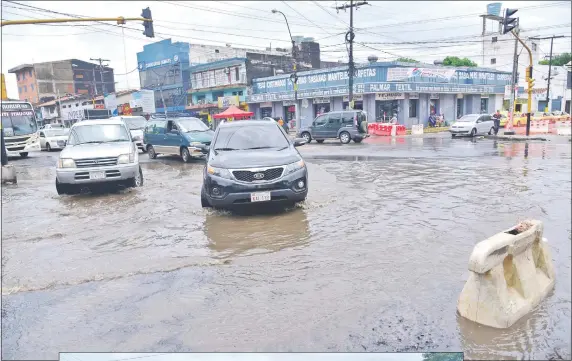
left=200, top=119, right=308, bottom=209
left=109, top=115, right=148, bottom=152
left=55, top=118, right=143, bottom=195
left=450, top=114, right=495, bottom=137
left=144, top=117, right=214, bottom=162
left=298, top=110, right=369, bottom=144
left=39, top=128, right=69, bottom=151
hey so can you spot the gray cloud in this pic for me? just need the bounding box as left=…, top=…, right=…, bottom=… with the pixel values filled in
left=2, top=1, right=570, bottom=97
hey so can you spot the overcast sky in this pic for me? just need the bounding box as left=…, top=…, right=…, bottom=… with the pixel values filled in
left=1, top=1, right=571, bottom=97
left=60, top=353, right=427, bottom=361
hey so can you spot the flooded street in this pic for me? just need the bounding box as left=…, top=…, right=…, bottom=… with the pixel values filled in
left=2, top=134, right=571, bottom=360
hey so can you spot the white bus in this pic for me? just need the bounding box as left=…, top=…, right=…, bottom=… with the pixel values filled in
left=1, top=101, right=41, bottom=158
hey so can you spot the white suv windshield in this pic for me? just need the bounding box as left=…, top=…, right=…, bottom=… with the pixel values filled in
left=69, top=124, right=130, bottom=145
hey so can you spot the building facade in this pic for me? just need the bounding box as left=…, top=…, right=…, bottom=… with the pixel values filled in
left=8, top=59, right=115, bottom=104
left=186, top=57, right=249, bottom=121
left=247, top=62, right=514, bottom=128
left=136, top=39, right=191, bottom=114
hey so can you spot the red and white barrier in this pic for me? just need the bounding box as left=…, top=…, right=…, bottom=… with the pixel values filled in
left=368, top=123, right=406, bottom=137
left=530, top=119, right=549, bottom=133
left=557, top=120, right=571, bottom=136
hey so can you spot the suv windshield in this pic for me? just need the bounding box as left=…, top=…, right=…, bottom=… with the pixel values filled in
left=457, top=115, right=479, bottom=122
left=124, top=117, right=147, bottom=130
left=70, top=124, right=130, bottom=145
left=44, top=129, right=69, bottom=137
left=214, top=124, right=289, bottom=150
left=177, top=118, right=209, bottom=132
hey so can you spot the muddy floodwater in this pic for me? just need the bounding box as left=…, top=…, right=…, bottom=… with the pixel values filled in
left=2, top=134, right=571, bottom=360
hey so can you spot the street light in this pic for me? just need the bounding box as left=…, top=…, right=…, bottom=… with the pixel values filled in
left=272, top=9, right=299, bottom=131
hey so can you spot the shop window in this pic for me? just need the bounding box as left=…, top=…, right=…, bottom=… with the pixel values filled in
left=409, top=99, right=418, bottom=118
left=480, top=98, right=489, bottom=113
left=235, top=67, right=240, bottom=81
left=238, top=90, right=243, bottom=96
left=31, top=84, right=34, bottom=91
left=232, top=92, right=237, bottom=96
left=23, top=85, right=27, bottom=92
left=261, top=107, right=272, bottom=118
left=18, top=87, right=21, bottom=93
left=490, top=58, right=496, bottom=65
left=515, top=103, right=522, bottom=112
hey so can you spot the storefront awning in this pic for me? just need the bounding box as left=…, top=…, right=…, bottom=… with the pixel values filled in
left=213, top=105, right=253, bottom=119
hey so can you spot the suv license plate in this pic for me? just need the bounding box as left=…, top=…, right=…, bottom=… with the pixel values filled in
left=251, top=191, right=271, bottom=202
left=90, top=171, right=106, bottom=180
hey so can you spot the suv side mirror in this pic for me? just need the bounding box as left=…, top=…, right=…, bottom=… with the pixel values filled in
left=293, top=138, right=306, bottom=147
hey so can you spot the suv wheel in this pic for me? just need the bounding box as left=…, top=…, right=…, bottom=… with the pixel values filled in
left=147, top=145, right=157, bottom=159
left=127, top=166, right=144, bottom=188
left=301, top=132, right=312, bottom=143
left=201, top=187, right=212, bottom=208
left=181, top=147, right=191, bottom=163
left=339, top=131, right=351, bottom=144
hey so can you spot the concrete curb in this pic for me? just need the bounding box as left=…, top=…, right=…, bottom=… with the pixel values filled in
left=406, top=127, right=449, bottom=135
left=1, top=165, right=17, bottom=184
left=484, top=135, right=548, bottom=141
left=458, top=220, right=555, bottom=329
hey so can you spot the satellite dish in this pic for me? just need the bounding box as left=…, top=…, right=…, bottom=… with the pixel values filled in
left=368, top=55, right=378, bottom=63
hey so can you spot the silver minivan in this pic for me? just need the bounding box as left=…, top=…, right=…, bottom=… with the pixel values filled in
left=109, top=115, right=147, bottom=152
left=55, top=118, right=143, bottom=195
left=298, top=110, right=369, bottom=144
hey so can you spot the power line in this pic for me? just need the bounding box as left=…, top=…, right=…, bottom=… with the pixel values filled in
left=281, top=0, right=336, bottom=36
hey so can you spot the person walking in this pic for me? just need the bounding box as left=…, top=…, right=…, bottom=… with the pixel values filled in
left=493, top=110, right=502, bottom=135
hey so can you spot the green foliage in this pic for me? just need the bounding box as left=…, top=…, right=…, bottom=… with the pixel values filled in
left=422, top=353, right=464, bottom=361
left=396, top=57, right=419, bottom=63
left=442, top=56, right=478, bottom=67
left=538, top=52, right=571, bottom=66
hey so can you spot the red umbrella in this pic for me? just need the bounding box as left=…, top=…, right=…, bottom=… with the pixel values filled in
left=213, top=105, right=254, bottom=119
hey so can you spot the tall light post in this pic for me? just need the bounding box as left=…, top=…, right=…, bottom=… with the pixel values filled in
left=272, top=9, right=299, bottom=131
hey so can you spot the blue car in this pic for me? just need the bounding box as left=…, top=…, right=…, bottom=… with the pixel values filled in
left=144, top=117, right=214, bottom=162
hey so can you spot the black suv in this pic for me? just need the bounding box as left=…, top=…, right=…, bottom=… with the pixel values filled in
left=201, top=119, right=308, bottom=209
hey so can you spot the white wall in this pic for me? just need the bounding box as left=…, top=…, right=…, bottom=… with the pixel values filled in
left=60, top=99, right=95, bottom=121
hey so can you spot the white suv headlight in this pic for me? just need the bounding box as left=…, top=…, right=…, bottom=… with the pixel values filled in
left=57, top=158, right=76, bottom=168
left=207, top=165, right=232, bottom=179
left=117, top=153, right=135, bottom=164
left=284, top=159, right=305, bottom=175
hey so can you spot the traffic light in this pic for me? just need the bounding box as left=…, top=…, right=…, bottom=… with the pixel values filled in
left=141, top=7, right=154, bottom=38
left=502, top=8, right=518, bottom=34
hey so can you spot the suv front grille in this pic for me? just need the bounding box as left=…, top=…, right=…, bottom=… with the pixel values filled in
left=232, top=167, right=284, bottom=182
left=75, top=157, right=117, bottom=168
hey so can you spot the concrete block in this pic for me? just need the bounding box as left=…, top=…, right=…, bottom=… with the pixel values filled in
left=458, top=220, right=555, bottom=329
left=411, top=124, right=424, bottom=135
left=1, top=165, right=17, bottom=184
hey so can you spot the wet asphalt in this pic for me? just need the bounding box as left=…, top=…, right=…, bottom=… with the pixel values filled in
left=1, top=133, right=571, bottom=360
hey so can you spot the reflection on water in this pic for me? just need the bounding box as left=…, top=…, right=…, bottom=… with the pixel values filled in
left=205, top=208, right=311, bottom=259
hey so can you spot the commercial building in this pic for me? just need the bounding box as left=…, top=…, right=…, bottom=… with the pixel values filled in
left=136, top=39, right=191, bottom=114
left=246, top=62, right=514, bottom=128
left=7, top=59, right=115, bottom=104
left=36, top=93, right=106, bottom=126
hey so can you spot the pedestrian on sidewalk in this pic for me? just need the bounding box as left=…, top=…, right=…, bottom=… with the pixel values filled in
left=493, top=110, right=502, bottom=135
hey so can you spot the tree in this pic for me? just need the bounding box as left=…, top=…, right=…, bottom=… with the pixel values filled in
left=539, top=52, right=571, bottom=66
left=396, top=57, right=419, bottom=63
left=442, top=56, right=478, bottom=67
left=422, top=353, right=463, bottom=361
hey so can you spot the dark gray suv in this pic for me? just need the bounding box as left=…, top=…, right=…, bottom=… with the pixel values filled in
left=297, top=110, right=369, bottom=144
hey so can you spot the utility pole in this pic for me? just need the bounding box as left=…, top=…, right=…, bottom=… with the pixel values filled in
left=530, top=35, right=565, bottom=112
left=90, top=58, right=110, bottom=95
left=336, top=0, right=368, bottom=110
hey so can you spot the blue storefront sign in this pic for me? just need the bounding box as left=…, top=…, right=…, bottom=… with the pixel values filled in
left=249, top=64, right=512, bottom=102
left=248, top=83, right=507, bottom=103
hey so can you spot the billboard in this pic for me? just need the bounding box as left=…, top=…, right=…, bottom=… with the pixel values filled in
left=132, top=89, right=155, bottom=114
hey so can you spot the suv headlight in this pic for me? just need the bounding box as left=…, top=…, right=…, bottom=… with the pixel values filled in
left=57, top=158, right=76, bottom=168
left=117, top=153, right=135, bottom=164
left=284, top=159, right=305, bottom=175
left=207, top=165, right=232, bottom=179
